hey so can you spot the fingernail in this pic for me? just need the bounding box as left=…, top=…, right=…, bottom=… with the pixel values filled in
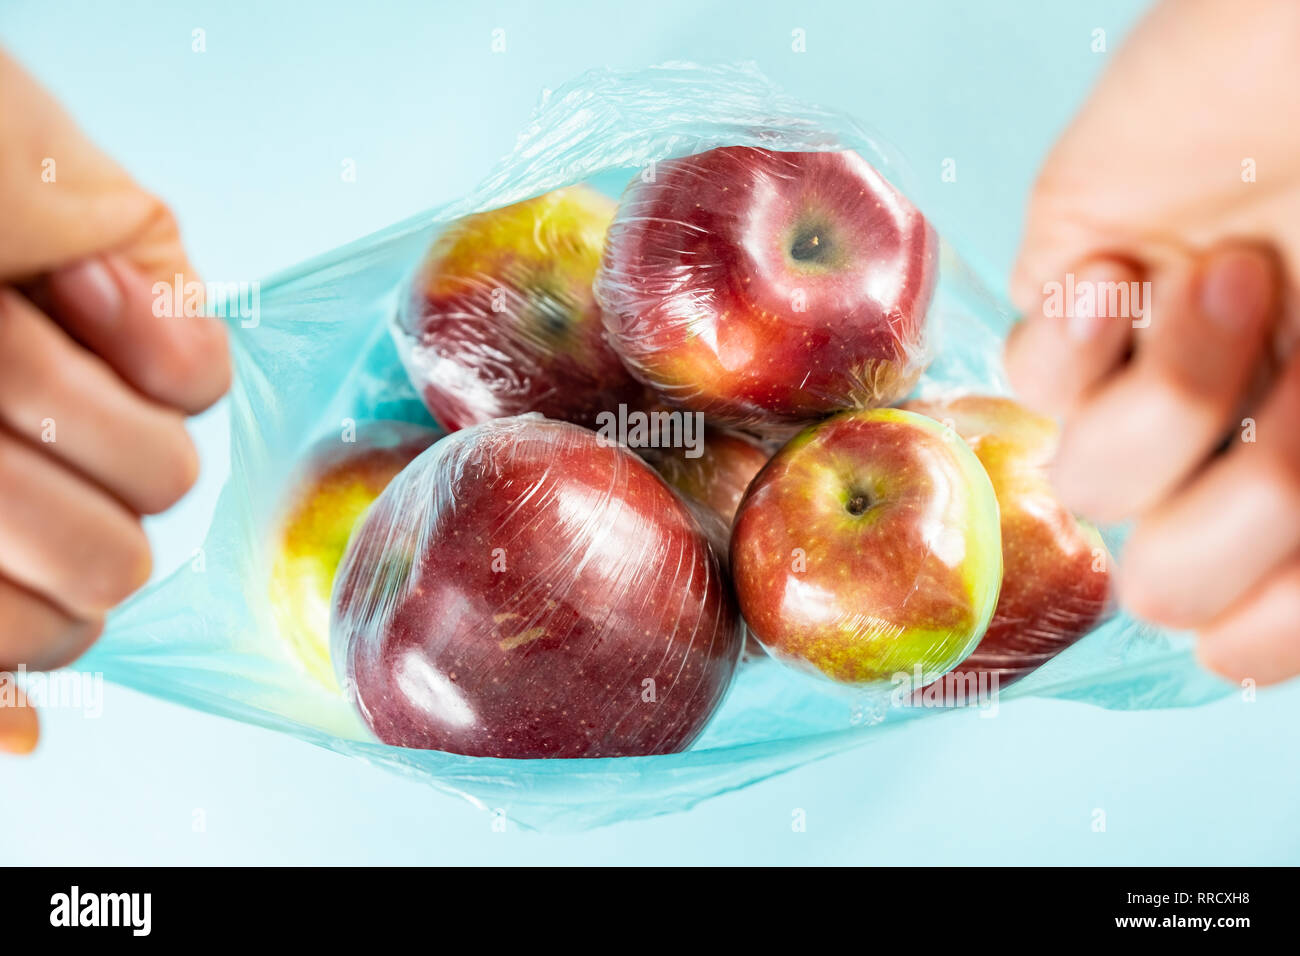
left=0, top=687, right=38, bottom=756
left=1199, top=247, right=1275, bottom=331
left=56, top=258, right=124, bottom=325
left=0, top=726, right=38, bottom=755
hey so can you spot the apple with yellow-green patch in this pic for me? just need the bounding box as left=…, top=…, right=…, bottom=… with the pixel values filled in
left=269, top=421, right=439, bottom=687
left=730, top=408, right=1002, bottom=685
left=396, top=186, right=647, bottom=431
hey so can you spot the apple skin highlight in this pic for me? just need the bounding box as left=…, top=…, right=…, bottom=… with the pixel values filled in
left=730, top=408, right=1002, bottom=686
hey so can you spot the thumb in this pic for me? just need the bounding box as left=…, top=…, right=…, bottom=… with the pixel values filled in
left=0, top=48, right=199, bottom=287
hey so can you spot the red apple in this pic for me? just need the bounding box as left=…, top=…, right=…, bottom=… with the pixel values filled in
left=730, top=408, right=1002, bottom=685
left=904, top=395, right=1112, bottom=687
left=396, top=186, right=647, bottom=432
left=646, top=427, right=771, bottom=530
left=269, top=421, right=439, bottom=687
left=596, top=147, right=938, bottom=430
left=331, top=416, right=742, bottom=757
left=640, top=425, right=774, bottom=662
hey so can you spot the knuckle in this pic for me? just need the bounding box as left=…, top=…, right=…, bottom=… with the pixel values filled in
left=1277, top=568, right=1300, bottom=616
left=1149, top=362, right=1228, bottom=421
left=140, top=197, right=184, bottom=252
left=1194, top=635, right=1241, bottom=683
left=0, top=297, right=54, bottom=412
left=1257, top=446, right=1300, bottom=510
left=0, top=425, right=13, bottom=481
left=84, top=521, right=152, bottom=611
left=0, top=427, right=36, bottom=493
left=1270, top=571, right=1300, bottom=619
left=1229, top=443, right=1300, bottom=542
left=1004, top=346, right=1054, bottom=412
left=205, top=322, right=233, bottom=398
left=182, top=320, right=233, bottom=412
left=137, top=419, right=199, bottom=514
left=31, top=618, right=105, bottom=672
left=135, top=351, right=196, bottom=405
left=1117, top=530, right=1186, bottom=628
left=41, top=350, right=89, bottom=413
left=136, top=321, right=231, bottom=413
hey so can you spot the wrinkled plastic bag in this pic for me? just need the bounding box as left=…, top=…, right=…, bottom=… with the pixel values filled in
left=84, top=63, right=1231, bottom=830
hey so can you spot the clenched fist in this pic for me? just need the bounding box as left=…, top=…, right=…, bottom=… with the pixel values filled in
left=0, top=49, right=230, bottom=752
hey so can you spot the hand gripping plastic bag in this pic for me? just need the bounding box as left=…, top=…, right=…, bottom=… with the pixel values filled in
left=84, top=63, right=1231, bottom=830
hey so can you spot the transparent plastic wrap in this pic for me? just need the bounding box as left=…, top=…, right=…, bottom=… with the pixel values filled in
left=644, top=427, right=772, bottom=532
left=595, top=146, right=937, bottom=432
left=82, top=63, right=1232, bottom=831
left=269, top=421, right=440, bottom=689
left=901, top=395, right=1114, bottom=690
left=730, top=408, right=1004, bottom=687
left=393, top=187, right=649, bottom=432
left=330, top=415, right=742, bottom=758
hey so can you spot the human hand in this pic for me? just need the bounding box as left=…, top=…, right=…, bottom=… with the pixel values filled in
left=0, top=50, right=231, bottom=752
left=1004, top=0, right=1300, bottom=685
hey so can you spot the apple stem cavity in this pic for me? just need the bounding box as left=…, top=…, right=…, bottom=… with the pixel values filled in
left=845, top=492, right=872, bottom=516
left=790, top=229, right=827, bottom=263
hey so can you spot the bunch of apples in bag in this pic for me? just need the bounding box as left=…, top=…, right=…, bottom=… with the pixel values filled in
left=267, top=145, right=1113, bottom=758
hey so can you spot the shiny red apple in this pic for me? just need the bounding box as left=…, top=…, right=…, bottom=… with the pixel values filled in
left=396, top=186, right=647, bottom=432
left=730, top=408, right=1002, bottom=685
left=904, top=395, right=1112, bottom=687
left=331, top=416, right=742, bottom=757
left=596, top=147, right=938, bottom=430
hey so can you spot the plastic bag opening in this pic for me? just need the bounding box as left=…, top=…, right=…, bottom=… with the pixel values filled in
left=84, top=62, right=1230, bottom=831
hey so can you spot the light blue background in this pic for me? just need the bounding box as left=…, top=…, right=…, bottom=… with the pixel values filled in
left=3, top=0, right=1297, bottom=864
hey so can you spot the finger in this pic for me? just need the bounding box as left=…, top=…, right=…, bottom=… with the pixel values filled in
left=0, top=673, right=39, bottom=755
left=0, top=575, right=103, bottom=672
left=1197, top=557, right=1300, bottom=687
left=45, top=256, right=231, bottom=415
left=0, top=51, right=199, bottom=284
left=0, top=288, right=200, bottom=514
left=1050, top=245, right=1278, bottom=524
left=1004, top=258, right=1139, bottom=418
left=1121, top=348, right=1300, bottom=627
left=0, top=427, right=152, bottom=618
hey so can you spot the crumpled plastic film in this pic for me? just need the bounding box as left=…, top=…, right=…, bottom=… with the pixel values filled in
left=82, top=63, right=1231, bottom=831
